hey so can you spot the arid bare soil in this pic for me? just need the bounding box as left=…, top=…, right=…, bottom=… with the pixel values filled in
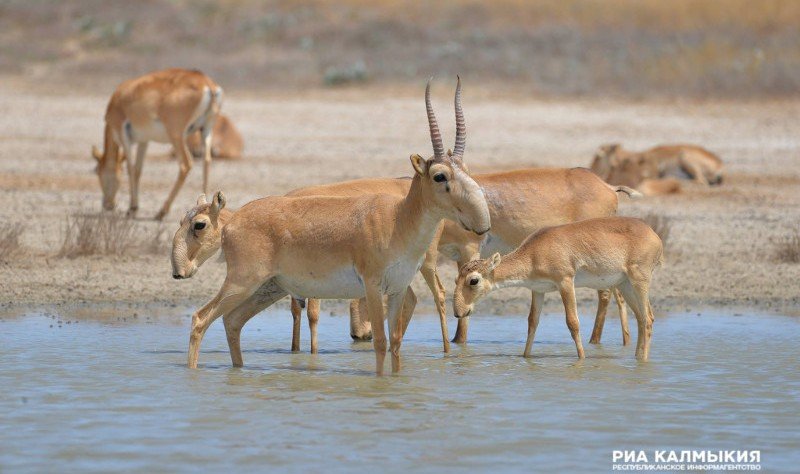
left=1, top=80, right=798, bottom=318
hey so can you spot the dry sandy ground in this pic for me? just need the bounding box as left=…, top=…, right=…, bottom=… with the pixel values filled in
left=1, top=79, right=798, bottom=319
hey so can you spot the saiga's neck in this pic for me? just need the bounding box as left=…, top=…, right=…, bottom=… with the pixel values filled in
left=394, top=174, right=443, bottom=257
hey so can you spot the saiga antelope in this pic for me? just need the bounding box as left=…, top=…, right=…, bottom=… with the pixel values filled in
left=454, top=217, right=663, bottom=361
left=179, top=113, right=243, bottom=160
left=173, top=169, right=639, bottom=355
left=292, top=169, right=640, bottom=349
left=184, top=79, right=490, bottom=375
left=591, top=144, right=723, bottom=195
left=92, top=68, right=223, bottom=220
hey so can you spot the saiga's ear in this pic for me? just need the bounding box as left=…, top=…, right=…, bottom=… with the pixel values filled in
left=92, top=146, right=102, bottom=162
left=488, top=253, right=502, bottom=271
left=410, top=154, right=428, bottom=176
left=209, top=191, right=226, bottom=221
left=197, top=194, right=208, bottom=206
left=213, top=191, right=226, bottom=210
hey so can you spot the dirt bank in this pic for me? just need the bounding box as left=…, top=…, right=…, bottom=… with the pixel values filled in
left=1, top=81, right=798, bottom=318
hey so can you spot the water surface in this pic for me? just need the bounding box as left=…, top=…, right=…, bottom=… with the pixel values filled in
left=1, top=310, right=798, bottom=472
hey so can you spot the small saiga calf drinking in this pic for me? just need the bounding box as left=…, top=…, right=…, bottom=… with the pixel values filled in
left=453, top=217, right=663, bottom=361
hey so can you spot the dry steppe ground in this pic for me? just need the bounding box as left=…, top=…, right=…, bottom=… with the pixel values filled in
left=1, top=79, right=798, bottom=319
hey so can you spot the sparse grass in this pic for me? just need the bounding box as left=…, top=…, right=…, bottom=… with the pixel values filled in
left=58, top=213, right=168, bottom=258
left=641, top=213, right=672, bottom=248
left=0, top=223, right=26, bottom=261
left=774, top=229, right=800, bottom=263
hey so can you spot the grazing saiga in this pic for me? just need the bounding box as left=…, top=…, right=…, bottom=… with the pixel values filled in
left=453, top=217, right=663, bottom=361
left=185, top=78, right=490, bottom=374
left=92, top=68, right=223, bottom=220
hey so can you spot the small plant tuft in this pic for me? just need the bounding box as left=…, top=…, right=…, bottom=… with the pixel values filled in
left=774, top=228, right=800, bottom=263
left=59, top=213, right=137, bottom=257
left=58, top=213, right=168, bottom=258
left=0, top=223, right=26, bottom=261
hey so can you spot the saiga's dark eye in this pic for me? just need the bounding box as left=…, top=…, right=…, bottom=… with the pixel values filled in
left=193, top=222, right=207, bottom=231
left=469, top=277, right=480, bottom=286
left=433, top=173, right=447, bottom=183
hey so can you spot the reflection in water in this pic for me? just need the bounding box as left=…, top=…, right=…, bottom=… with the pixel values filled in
left=0, top=310, right=798, bottom=471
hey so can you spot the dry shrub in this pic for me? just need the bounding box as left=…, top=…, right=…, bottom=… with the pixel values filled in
left=58, top=213, right=168, bottom=258
left=59, top=213, right=137, bottom=257
left=0, top=223, right=26, bottom=261
left=774, top=229, right=800, bottom=263
left=641, top=213, right=672, bottom=247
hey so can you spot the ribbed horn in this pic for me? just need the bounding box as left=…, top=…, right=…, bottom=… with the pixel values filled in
left=453, top=75, right=466, bottom=157
left=425, top=78, right=444, bottom=159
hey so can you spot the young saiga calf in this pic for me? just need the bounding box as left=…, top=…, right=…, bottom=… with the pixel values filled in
left=453, top=217, right=663, bottom=361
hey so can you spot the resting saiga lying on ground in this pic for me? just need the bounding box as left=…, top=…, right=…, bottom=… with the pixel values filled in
left=175, top=113, right=243, bottom=160
left=454, top=217, right=663, bottom=361
left=182, top=79, right=490, bottom=375
left=93, top=68, right=223, bottom=219
left=591, top=143, right=724, bottom=195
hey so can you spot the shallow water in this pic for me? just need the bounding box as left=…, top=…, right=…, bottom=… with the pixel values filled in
left=1, top=309, right=798, bottom=472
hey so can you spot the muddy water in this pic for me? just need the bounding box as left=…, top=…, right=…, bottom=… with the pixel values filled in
left=1, top=310, right=798, bottom=472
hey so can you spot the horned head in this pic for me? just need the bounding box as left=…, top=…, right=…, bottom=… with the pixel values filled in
left=453, top=253, right=502, bottom=319
left=171, top=191, right=230, bottom=280
left=409, top=77, right=491, bottom=235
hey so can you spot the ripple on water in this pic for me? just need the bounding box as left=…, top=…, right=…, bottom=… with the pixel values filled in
left=0, top=310, right=798, bottom=472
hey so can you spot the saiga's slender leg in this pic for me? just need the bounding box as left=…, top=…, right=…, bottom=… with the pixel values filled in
left=223, top=282, right=286, bottom=367
left=156, top=133, right=192, bottom=221
left=589, top=289, right=611, bottom=344
left=200, top=125, right=213, bottom=195
left=119, top=133, right=134, bottom=217
left=349, top=297, right=372, bottom=340
left=399, top=287, right=417, bottom=336
left=188, top=280, right=259, bottom=368
left=307, top=298, right=320, bottom=354
left=363, top=283, right=388, bottom=376
left=558, top=278, right=585, bottom=359
left=127, top=141, right=147, bottom=217
left=614, top=288, right=630, bottom=346
left=386, top=288, right=414, bottom=373
left=523, top=291, right=544, bottom=357
left=290, top=298, right=302, bottom=352
left=420, top=248, right=449, bottom=353
left=617, top=279, right=652, bottom=361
